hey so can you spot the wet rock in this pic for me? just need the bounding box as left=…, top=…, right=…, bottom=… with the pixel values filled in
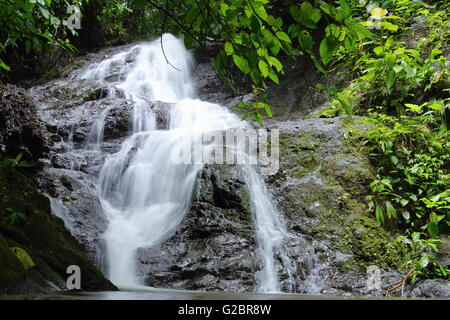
left=193, top=62, right=235, bottom=106
left=142, top=164, right=257, bottom=292
left=149, top=101, right=173, bottom=130
left=0, top=84, right=50, bottom=160
left=103, top=101, right=134, bottom=140
left=266, top=117, right=405, bottom=295
left=410, top=279, right=450, bottom=298
left=35, top=167, right=107, bottom=261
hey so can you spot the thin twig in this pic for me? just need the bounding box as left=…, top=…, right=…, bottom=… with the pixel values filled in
left=382, top=269, right=414, bottom=297
left=160, top=0, right=181, bottom=72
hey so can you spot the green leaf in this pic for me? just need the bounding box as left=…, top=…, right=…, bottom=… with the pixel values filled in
left=268, top=71, right=279, bottom=84
left=375, top=205, right=384, bottom=225
left=419, top=255, right=429, bottom=269
left=267, top=56, right=282, bottom=72
left=386, top=70, right=396, bottom=88
left=380, top=21, right=399, bottom=32
left=258, top=60, right=269, bottom=78
left=319, top=36, right=338, bottom=65
left=276, top=31, right=291, bottom=43
left=427, top=216, right=439, bottom=239
left=339, top=0, right=351, bottom=19
left=232, top=55, right=250, bottom=74
left=390, top=155, right=398, bottom=165
left=40, top=7, right=50, bottom=19
left=373, top=46, right=383, bottom=55
left=298, top=30, right=313, bottom=51
left=224, top=42, right=233, bottom=55
left=264, top=103, right=273, bottom=118
left=405, top=103, right=422, bottom=113
left=0, top=58, right=10, bottom=71
left=386, top=201, right=397, bottom=218
left=402, top=210, right=410, bottom=220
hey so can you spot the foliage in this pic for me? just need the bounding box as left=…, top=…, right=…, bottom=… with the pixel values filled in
left=1, top=154, right=31, bottom=169
left=0, top=0, right=84, bottom=73
left=396, top=232, right=449, bottom=280
left=333, top=0, right=450, bottom=280
left=127, top=0, right=374, bottom=122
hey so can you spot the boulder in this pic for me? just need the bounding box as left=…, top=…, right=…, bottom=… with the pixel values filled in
left=0, top=84, right=50, bottom=160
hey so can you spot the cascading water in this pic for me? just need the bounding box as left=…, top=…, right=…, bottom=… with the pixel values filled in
left=80, top=34, right=295, bottom=292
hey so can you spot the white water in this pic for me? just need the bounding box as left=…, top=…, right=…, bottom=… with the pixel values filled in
left=81, top=34, right=294, bottom=292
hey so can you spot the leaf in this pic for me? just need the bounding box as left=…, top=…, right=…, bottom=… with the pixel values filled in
left=224, top=42, right=233, bottom=55
left=386, top=70, right=396, bottom=88
left=386, top=201, right=397, bottom=218
left=319, top=36, right=338, bottom=65
left=419, top=255, right=429, bottom=269
left=40, top=7, right=50, bottom=19
left=267, top=56, right=283, bottom=72
left=268, top=71, right=279, bottom=84
left=393, top=65, right=403, bottom=73
left=270, top=38, right=281, bottom=55
left=258, top=60, right=269, bottom=78
left=0, top=58, right=10, bottom=71
left=375, top=205, right=385, bottom=225
left=428, top=103, right=442, bottom=111
left=232, top=55, right=250, bottom=74
left=405, top=103, right=422, bottom=113
left=402, top=210, right=410, bottom=220
left=390, top=155, right=398, bottom=165
left=276, top=31, right=291, bottom=43
left=380, top=21, right=399, bottom=32
left=264, top=103, right=273, bottom=118
left=339, top=0, right=351, bottom=19
left=427, top=217, right=439, bottom=239
left=298, top=30, right=313, bottom=51
left=373, top=46, right=383, bottom=55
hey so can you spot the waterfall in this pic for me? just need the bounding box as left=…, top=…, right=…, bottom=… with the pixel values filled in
left=80, top=34, right=294, bottom=292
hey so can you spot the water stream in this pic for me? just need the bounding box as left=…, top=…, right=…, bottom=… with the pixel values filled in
left=79, top=34, right=295, bottom=292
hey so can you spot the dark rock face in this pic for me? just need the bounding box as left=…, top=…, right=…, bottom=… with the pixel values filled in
left=0, top=84, right=50, bottom=160
left=0, top=167, right=116, bottom=294
left=142, top=164, right=258, bottom=292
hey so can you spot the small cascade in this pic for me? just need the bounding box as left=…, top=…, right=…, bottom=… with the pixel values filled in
left=79, top=34, right=299, bottom=291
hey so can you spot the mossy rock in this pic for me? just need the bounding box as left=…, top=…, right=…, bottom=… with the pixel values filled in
left=0, top=166, right=116, bottom=294
left=0, top=235, right=26, bottom=290
left=273, top=118, right=406, bottom=273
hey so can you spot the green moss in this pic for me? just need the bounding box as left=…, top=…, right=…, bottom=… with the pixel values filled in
left=275, top=121, right=405, bottom=272
left=0, top=166, right=113, bottom=293
left=0, top=235, right=26, bottom=290
left=316, top=104, right=343, bottom=118
left=10, top=247, right=35, bottom=270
